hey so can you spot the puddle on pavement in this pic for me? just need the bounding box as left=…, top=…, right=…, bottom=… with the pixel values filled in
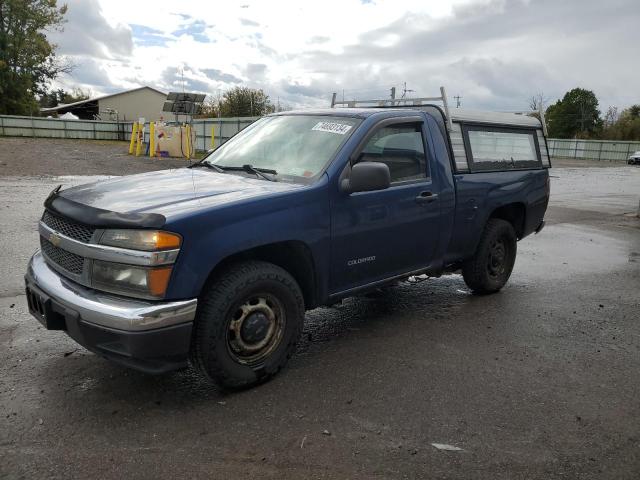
left=514, top=223, right=634, bottom=281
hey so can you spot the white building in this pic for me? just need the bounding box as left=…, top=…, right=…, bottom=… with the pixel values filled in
left=41, top=86, right=167, bottom=122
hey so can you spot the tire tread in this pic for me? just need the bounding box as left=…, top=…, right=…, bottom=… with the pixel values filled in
left=190, top=260, right=304, bottom=390
left=462, top=218, right=517, bottom=294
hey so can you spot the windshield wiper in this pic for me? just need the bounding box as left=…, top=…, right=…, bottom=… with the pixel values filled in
left=188, top=161, right=224, bottom=173
left=242, top=164, right=277, bottom=181
left=214, top=164, right=277, bottom=181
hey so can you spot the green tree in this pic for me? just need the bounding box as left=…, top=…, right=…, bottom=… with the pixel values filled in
left=194, top=94, right=220, bottom=118
left=600, top=105, right=640, bottom=141
left=0, top=0, right=69, bottom=115
left=218, top=86, right=275, bottom=117
left=545, top=88, right=601, bottom=138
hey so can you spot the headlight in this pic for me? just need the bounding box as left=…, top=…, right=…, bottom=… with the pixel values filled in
left=92, top=229, right=181, bottom=299
left=99, top=230, right=181, bottom=251
left=92, top=260, right=173, bottom=299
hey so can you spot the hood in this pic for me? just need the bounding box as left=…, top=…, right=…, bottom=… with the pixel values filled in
left=58, top=168, right=303, bottom=219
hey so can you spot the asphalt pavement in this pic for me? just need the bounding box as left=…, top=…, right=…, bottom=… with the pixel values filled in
left=1, top=141, right=639, bottom=479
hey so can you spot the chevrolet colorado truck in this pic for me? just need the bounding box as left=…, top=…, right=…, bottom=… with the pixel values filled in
left=25, top=104, right=550, bottom=389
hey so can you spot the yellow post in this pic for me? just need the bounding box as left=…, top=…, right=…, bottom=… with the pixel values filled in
left=210, top=126, right=215, bottom=150
left=128, top=122, right=138, bottom=154
left=185, top=125, right=192, bottom=159
left=149, top=122, right=155, bottom=157
left=135, top=123, right=144, bottom=157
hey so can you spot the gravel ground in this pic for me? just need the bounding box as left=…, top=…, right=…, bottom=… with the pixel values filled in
left=1, top=139, right=639, bottom=479
left=0, top=137, right=189, bottom=176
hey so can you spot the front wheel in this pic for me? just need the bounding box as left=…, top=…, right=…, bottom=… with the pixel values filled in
left=462, top=218, right=517, bottom=294
left=190, top=261, right=304, bottom=389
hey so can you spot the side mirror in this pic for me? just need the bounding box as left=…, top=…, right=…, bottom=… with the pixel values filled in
left=341, top=162, right=390, bottom=194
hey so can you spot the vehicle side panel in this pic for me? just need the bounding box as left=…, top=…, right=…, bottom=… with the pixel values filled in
left=445, top=169, right=549, bottom=265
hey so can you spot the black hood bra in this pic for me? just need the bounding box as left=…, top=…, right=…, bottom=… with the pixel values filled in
left=44, top=186, right=166, bottom=229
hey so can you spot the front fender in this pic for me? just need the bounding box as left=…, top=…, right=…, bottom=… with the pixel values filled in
left=163, top=177, right=330, bottom=300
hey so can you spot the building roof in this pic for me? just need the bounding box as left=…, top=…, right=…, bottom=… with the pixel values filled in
left=41, top=86, right=167, bottom=112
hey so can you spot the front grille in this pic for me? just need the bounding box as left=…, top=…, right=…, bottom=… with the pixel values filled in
left=42, top=211, right=95, bottom=243
left=40, top=237, right=84, bottom=275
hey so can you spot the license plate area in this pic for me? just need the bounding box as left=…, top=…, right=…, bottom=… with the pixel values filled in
left=25, top=283, right=67, bottom=330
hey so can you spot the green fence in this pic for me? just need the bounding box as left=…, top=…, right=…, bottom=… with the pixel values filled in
left=547, top=138, right=639, bottom=162
left=2, top=114, right=638, bottom=160
left=0, top=114, right=258, bottom=149
left=0, top=114, right=128, bottom=140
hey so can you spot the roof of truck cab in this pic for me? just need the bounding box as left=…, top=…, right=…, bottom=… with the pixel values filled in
left=273, top=107, right=543, bottom=128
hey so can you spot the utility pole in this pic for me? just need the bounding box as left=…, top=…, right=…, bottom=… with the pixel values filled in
left=578, top=101, right=586, bottom=132
left=454, top=95, right=462, bottom=108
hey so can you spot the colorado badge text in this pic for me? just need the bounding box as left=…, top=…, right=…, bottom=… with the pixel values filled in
left=347, top=256, right=376, bottom=267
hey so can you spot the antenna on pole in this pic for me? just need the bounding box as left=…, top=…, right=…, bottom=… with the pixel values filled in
left=454, top=95, right=462, bottom=108
left=401, top=82, right=414, bottom=99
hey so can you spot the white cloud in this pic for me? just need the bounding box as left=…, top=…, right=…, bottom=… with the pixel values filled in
left=49, top=0, right=640, bottom=112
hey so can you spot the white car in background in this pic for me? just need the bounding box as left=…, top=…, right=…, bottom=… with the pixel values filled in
left=628, top=151, right=640, bottom=165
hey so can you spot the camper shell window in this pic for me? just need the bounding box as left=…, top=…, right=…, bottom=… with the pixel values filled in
left=461, top=124, right=542, bottom=172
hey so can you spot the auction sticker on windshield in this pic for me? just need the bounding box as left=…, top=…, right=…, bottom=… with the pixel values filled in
left=312, top=122, right=353, bottom=135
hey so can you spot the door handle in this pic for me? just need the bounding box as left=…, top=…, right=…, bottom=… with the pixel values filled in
left=415, top=191, right=438, bottom=204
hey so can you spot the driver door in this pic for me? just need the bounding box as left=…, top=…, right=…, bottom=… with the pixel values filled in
left=330, top=117, right=442, bottom=294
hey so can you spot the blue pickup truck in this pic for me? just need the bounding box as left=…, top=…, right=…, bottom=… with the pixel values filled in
left=25, top=103, right=550, bottom=388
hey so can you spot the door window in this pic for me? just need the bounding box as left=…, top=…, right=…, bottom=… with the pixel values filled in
left=357, top=124, right=427, bottom=183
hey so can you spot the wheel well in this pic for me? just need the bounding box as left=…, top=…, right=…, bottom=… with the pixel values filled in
left=489, top=203, right=526, bottom=239
left=205, top=241, right=318, bottom=309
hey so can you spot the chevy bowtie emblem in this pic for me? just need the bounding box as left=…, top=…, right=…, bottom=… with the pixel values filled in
left=49, top=232, right=61, bottom=247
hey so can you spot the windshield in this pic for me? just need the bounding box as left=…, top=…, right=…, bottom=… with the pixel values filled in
left=204, top=115, right=361, bottom=182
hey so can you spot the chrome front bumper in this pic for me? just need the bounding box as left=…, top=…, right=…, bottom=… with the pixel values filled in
left=26, top=251, right=197, bottom=332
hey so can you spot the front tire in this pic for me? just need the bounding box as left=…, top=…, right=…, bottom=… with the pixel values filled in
left=190, top=261, right=304, bottom=389
left=462, top=218, right=517, bottom=294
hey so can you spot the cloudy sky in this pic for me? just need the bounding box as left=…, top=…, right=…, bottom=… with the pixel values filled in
left=47, top=0, right=639, bottom=112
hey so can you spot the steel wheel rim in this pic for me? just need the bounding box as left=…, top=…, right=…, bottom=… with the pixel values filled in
left=226, top=294, right=286, bottom=365
left=487, top=237, right=508, bottom=279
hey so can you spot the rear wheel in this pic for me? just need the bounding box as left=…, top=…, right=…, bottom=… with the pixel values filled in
left=190, top=261, right=304, bottom=389
left=462, top=218, right=517, bottom=294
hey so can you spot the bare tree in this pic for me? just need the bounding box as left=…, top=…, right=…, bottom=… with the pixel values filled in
left=603, top=106, right=619, bottom=127
left=529, top=92, right=550, bottom=113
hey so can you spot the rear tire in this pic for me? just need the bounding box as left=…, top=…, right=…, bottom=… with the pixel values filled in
left=462, top=218, right=517, bottom=294
left=190, top=260, right=304, bottom=390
